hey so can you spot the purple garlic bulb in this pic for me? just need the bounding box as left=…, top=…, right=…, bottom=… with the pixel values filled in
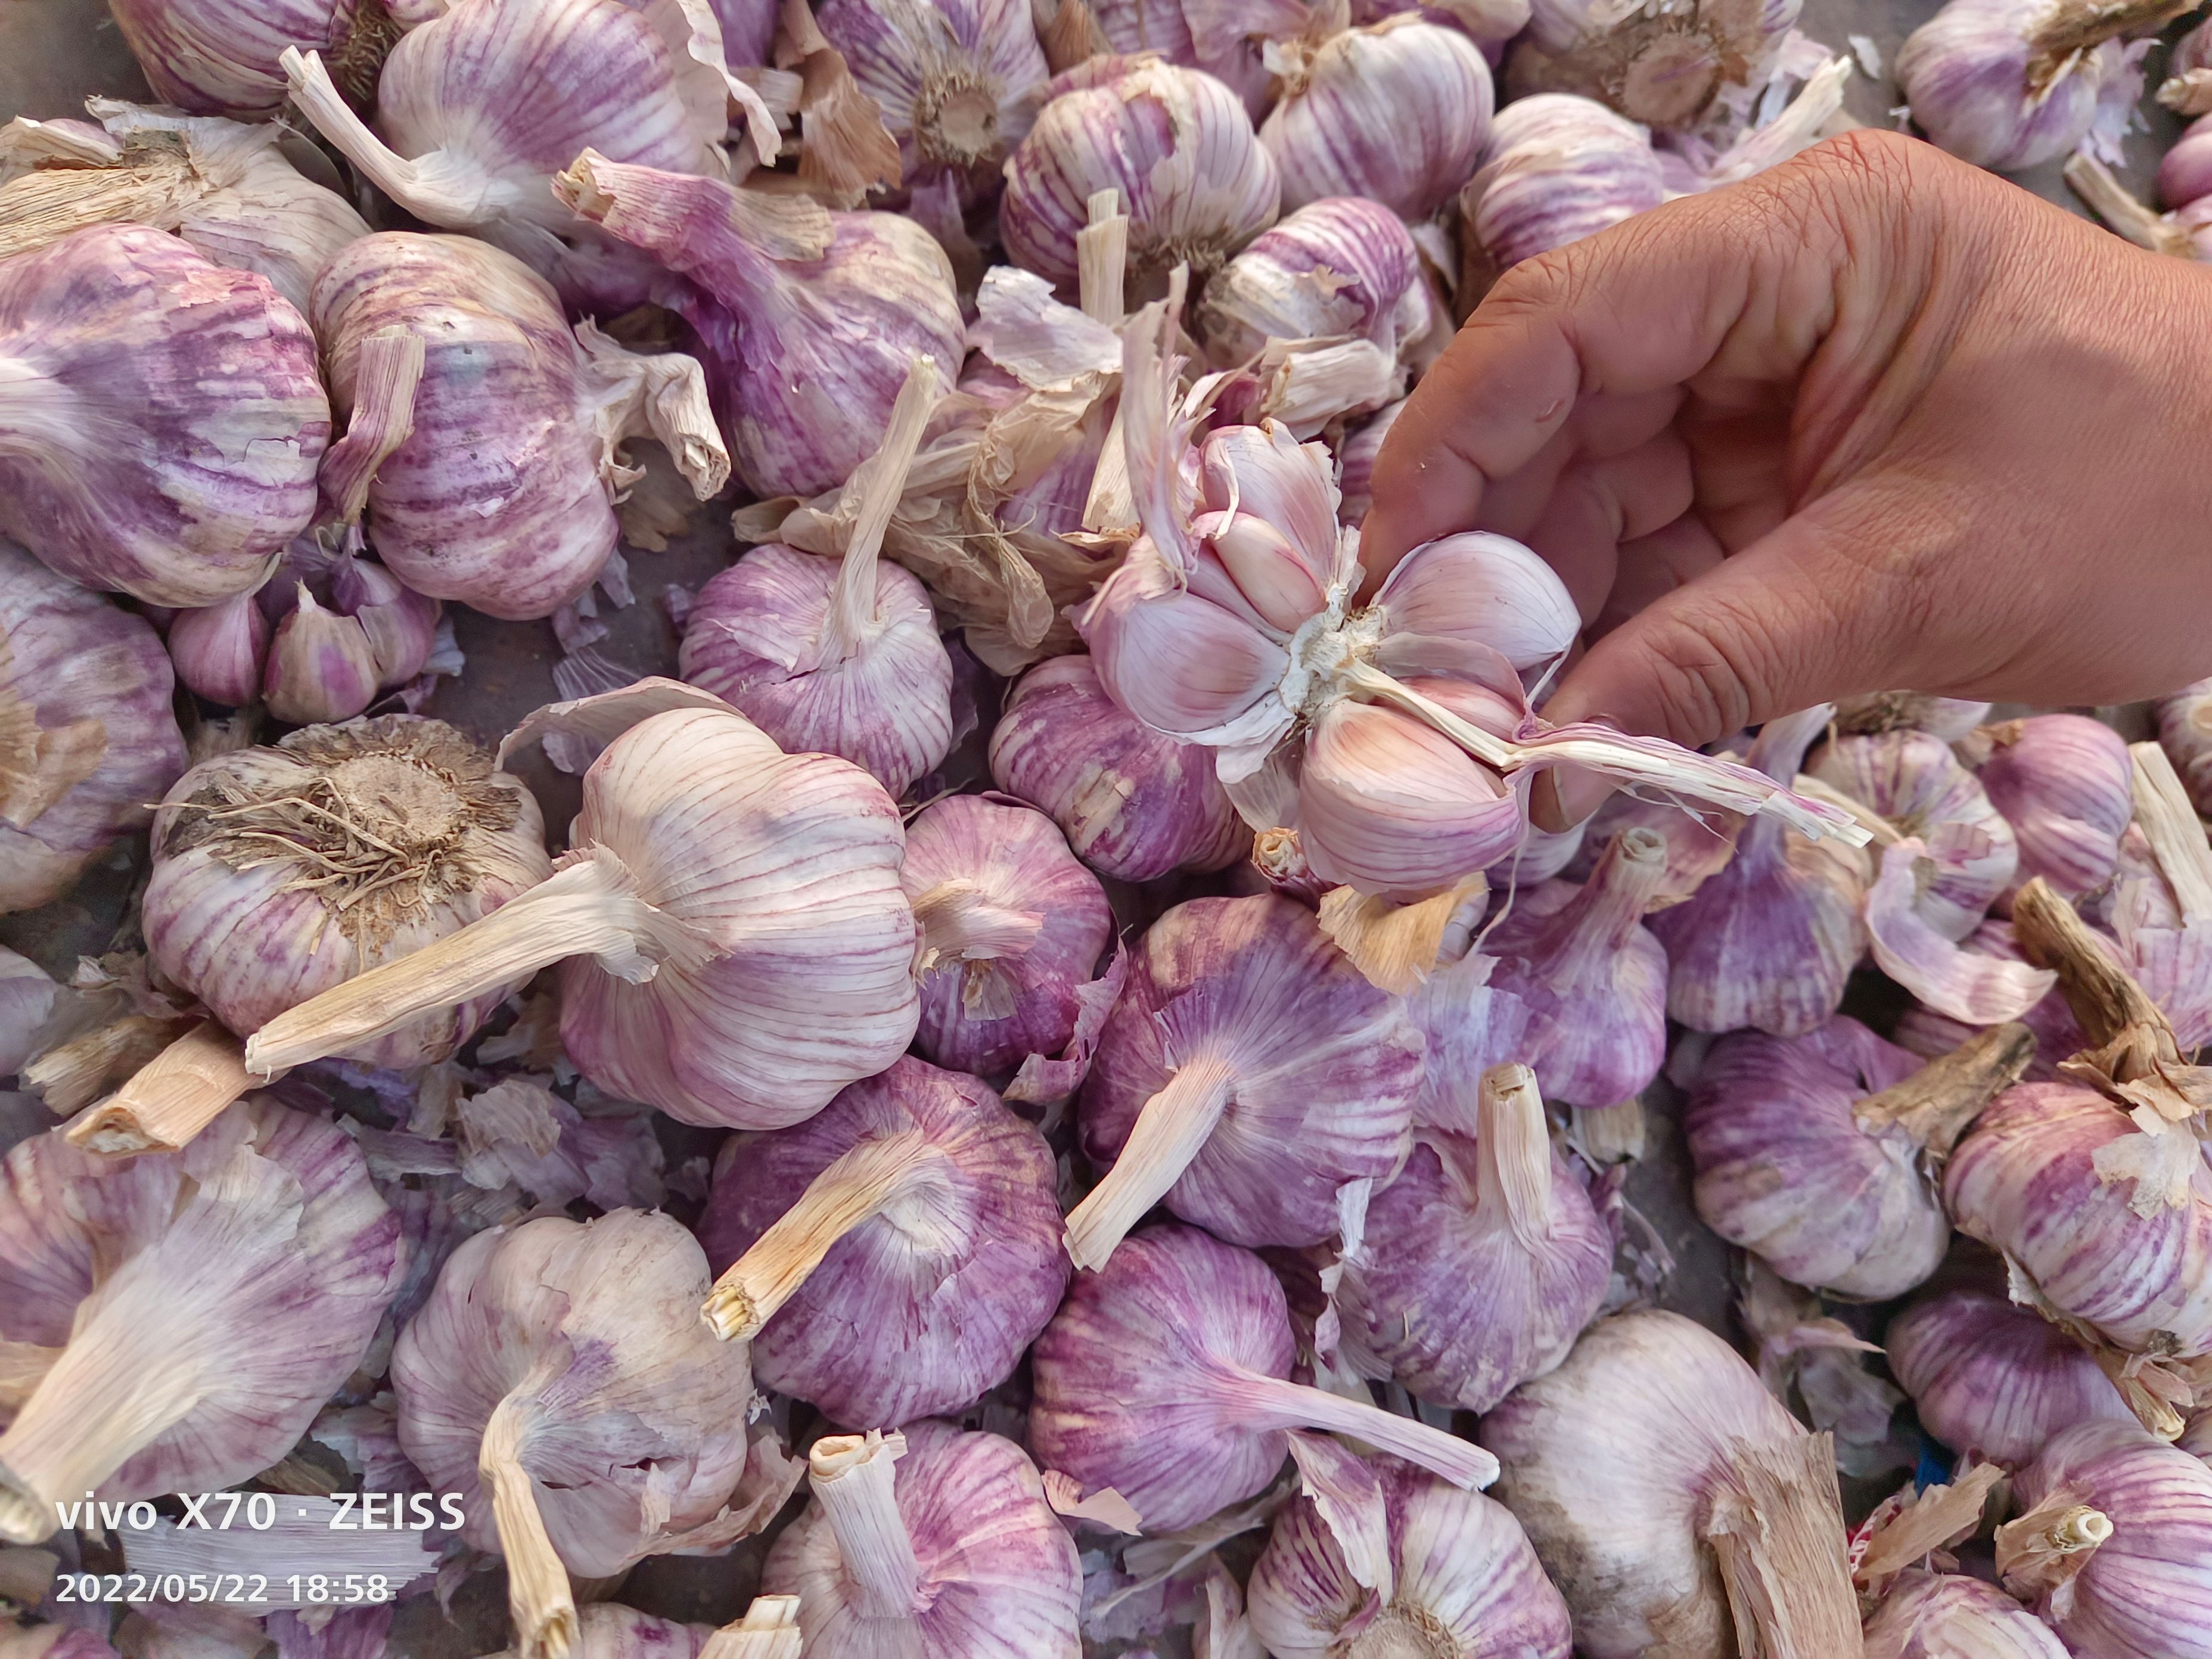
left=899, top=796, right=1114, bottom=1075
left=107, top=0, right=394, bottom=116
left=1260, top=17, right=1496, bottom=219
left=1506, top=0, right=1802, bottom=129
left=312, top=232, right=727, bottom=620
left=0, top=948, right=55, bottom=1080
left=1888, top=1284, right=2135, bottom=1466
left=1465, top=94, right=1666, bottom=271
left=1084, top=0, right=1277, bottom=112
left=0, top=225, right=329, bottom=606
left=167, top=589, right=271, bottom=707
left=1898, top=0, right=2136, bottom=173
left=1338, top=1064, right=1613, bottom=1413
left=1811, top=728, right=2019, bottom=937
left=264, top=584, right=382, bottom=725
left=986, top=654, right=1245, bottom=883
left=697, top=1057, right=1069, bottom=1427
left=0, top=1101, right=400, bottom=1542
left=1975, top=714, right=2134, bottom=902
left=1864, top=1571, right=2073, bottom=1659
left=762, top=1424, right=1080, bottom=1659
left=2155, top=678, right=2212, bottom=818
left=1335, top=398, right=1404, bottom=526
left=1689, top=1017, right=2030, bottom=1299
left=555, top=156, right=965, bottom=499
left=0, top=543, right=187, bottom=914
left=1030, top=1224, right=1499, bottom=1533
left=1070, top=894, right=1424, bottom=1269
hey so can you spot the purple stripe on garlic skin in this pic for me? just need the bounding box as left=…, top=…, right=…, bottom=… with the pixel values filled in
left=105, top=0, right=392, bottom=117
left=1030, top=1223, right=1498, bottom=1534
left=2155, top=678, right=2212, bottom=818
left=1465, top=94, right=1667, bottom=272
left=696, top=1055, right=1070, bottom=1426
left=713, top=0, right=779, bottom=64
left=1972, top=714, right=2135, bottom=904
left=1863, top=1570, right=2073, bottom=1659
left=1072, top=893, right=1423, bottom=1266
left=1892, top=916, right=2092, bottom=1080
left=0, top=543, right=187, bottom=915
left=1897, top=0, right=2130, bottom=173
left=1810, top=728, right=2019, bottom=939
left=1089, top=0, right=1285, bottom=113
left=0, top=225, right=330, bottom=608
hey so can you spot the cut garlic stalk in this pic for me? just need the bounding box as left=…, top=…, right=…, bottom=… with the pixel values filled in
left=61, top=1023, right=253, bottom=1158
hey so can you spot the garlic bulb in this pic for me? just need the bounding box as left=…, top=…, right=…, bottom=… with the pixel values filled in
left=1082, top=0, right=1278, bottom=112
left=313, top=232, right=727, bottom=620
left=1338, top=1065, right=1613, bottom=1412
left=1479, top=1307, right=1860, bottom=1659
left=0, top=543, right=187, bottom=914
left=106, top=0, right=397, bottom=116
left=900, top=795, right=1114, bottom=1074
left=0, top=1101, right=401, bottom=1542
left=1864, top=1570, right=2074, bottom=1659
left=987, top=654, right=1246, bottom=883
left=555, top=154, right=967, bottom=499
left=1810, top=727, right=2019, bottom=938
left=1897, top=0, right=2136, bottom=173
left=1649, top=705, right=1872, bottom=1036
left=1888, top=1284, right=2135, bottom=1465
left=0, top=225, right=329, bottom=607
left=332, top=550, right=442, bottom=688
left=1030, top=1223, right=1499, bottom=1533
left=680, top=361, right=954, bottom=794
left=263, top=585, right=381, bottom=725
left=167, top=589, right=270, bottom=708
left=245, top=691, right=921, bottom=1130
left=1069, top=893, right=1423, bottom=1269
left=1689, top=1019, right=2029, bottom=1299
left=142, top=716, right=552, bottom=1073
left=1893, top=915, right=2089, bottom=1080
left=1334, top=397, right=1402, bottom=526
left=1001, top=58, right=1281, bottom=297
left=697, top=1056, right=1069, bottom=1425
left=1505, top=0, right=1800, bottom=129
left=762, top=1425, right=1081, bottom=1659
left=1464, top=94, right=1666, bottom=272
left=2002, top=1418, right=2212, bottom=1658
left=1245, top=1447, right=1573, bottom=1659
left=1261, top=17, right=1496, bottom=219
left=1974, top=714, right=2134, bottom=902
left=0, top=949, right=55, bottom=1080
left=394, top=1209, right=769, bottom=1659
left=2155, top=678, right=2212, bottom=817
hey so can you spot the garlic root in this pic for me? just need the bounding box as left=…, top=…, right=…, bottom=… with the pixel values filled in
left=480, top=1401, right=581, bottom=1659
left=62, top=1021, right=256, bottom=1157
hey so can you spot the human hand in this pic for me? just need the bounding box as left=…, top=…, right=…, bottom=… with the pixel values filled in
left=1359, top=127, right=2212, bottom=813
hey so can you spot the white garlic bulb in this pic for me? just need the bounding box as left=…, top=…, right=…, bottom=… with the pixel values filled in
left=1506, top=0, right=1802, bottom=129
left=1465, top=94, right=1667, bottom=272
left=1898, top=0, right=2135, bottom=173
left=106, top=0, right=396, bottom=116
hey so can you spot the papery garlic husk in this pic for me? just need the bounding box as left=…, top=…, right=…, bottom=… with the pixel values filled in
left=263, top=584, right=381, bottom=726
left=0, top=543, right=187, bottom=913
left=0, top=102, right=370, bottom=316
left=1030, top=1223, right=1499, bottom=1533
left=1347, top=0, right=1533, bottom=46
left=142, top=716, right=552, bottom=1072
left=1897, top=0, right=2142, bottom=173
left=106, top=0, right=399, bottom=116
left=1864, top=1570, right=2074, bottom=1659
left=313, top=232, right=728, bottom=620
left=554, top=154, right=966, bottom=499
left=715, top=0, right=779, bottom=63
left=1406, top=942, right=1529, bottom=1135
left=1080, top=0, right=1281, bottom=112
left=2002, top=1418, right=2212, bottom=1658
left=1888, top=1283, right=2136, bottom=1466
left=761, top=1424, right=1081, bottom=1659
left=167, top=589, right=270, bottom=708
left=0, top=224, right=329, bottom=606
left=2155, top=678, right=2212, bottom=817
left=697, top=1055, right=1070, bottom=1425
left=1505, top=0, right=1800, bottom=129
left=1892, top=914, right=2090, bottom=1080
left=1001, top=58, right=1281, bottom=297
left=1973, top=713, right=2134, bottom=903
left=1261, top=16, right=1496, bottom=220
left=331, top=552, right=441, bottom=688
left=1831, top=689, right=1995, bottom=740
left=1334, top=397, right=1402, bottom=526
left=1478, top=1307, right=1860, bottom=1659
left=0, top=1101, right=402, bottom=1542
left=1689, top=1017, right=2030, bottom=1299
left=1245, top=1447, right=1573, bottom=1659
left=900, top=795, right=1114, bottom=1074
left=1070, top=893, right=1423, bottom=1269
left=0, top=947, right=56, bottom=1079
left=1462, top=94, right=1667, bottom=272
left=1338, top=1065, right=1613, bottom=1413
left=245, top=691, right=921, bottom=1129
left=1810, top=726, right=2019, bottom=937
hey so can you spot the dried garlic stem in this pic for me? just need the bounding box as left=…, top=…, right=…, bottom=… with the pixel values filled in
left=2127, top=741, right=2212, bottom=921
left=244, top=850, right=710, bottom=1075
left=1208, top=1369, right=1499, bottom=1492
left=0, top=1344, right=60, bottom=1413
left=572, top=321, right=729, bottom=498
left=21, top=1013, right=195, bottom=1114
left=2011, top=878, right=2178, bottom=1058
left=63, top=1022, right=254, bottom=1157
left=279, top=48, right=477, bottom=224
left=1852, top=1021, right=2035, bottom=1156
left=1703, top=1432, right=1860, bottom=1658
left=699, top=1597, right=803, bottom=1659
left=1474, top=1064, right=1555, bottom=1251
left=909, top=880, right=1045, bottom=967
left=1995, top=1489, right=2113, bottom=1600
left=809, top=1433, right=928, bottom=1624
left=702, top=1129, right=950, bottom=1340
left=1064, top=1054, right=1237, bottom=1271
left=819, top=358, right=939, bottom=660
left=2063, top=154, right=2198, bottom=259
left=1077, top=190, right=1128, bottom=325
left=480, top=1401, right=579, bottom=1659
left=321, top=328, right=425, bottom=523
left=2028, top=0, right=2195, bottom=89
left=0, top=1338, right=201, bottom=1543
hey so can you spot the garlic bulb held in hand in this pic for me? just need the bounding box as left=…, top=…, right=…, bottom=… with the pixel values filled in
left=762, top=1425, right=1080, bottom=1659
left=1973, top=714, right=2133, bottom=902
left=1030, top=1223, right=1498, bottom=1533
left=105, top=0, right=399, bottom=116
left=1070, top=893, right=1424, bottom=1269
left=1864, top=1571, right=2073, bottom=1659
left=697, top=1057, right=1069, bottom=1426
left=0, top=225, right=328, bottom=606
left=0, top=1101, right=401, bottom=1542
left=1888, top=1284, right=2135, bottom=1465
left=1898, top=0, right=2144, bottom=173
left=245, top=691, right=921, bottom=1130
left=0, top=543, right=186, bottom=914
left=1462, top=95, right=1666, bottom=271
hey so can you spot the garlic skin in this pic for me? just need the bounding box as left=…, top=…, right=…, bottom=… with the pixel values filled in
left=107, top=0, right=396, bottom=116
left=1001, top=58, right=1281, bottom=297
left=1464, top=94, right=1667, bottom=271
left=1887, top=1285, right=2135, bottom=1467
left=1892, top=915, right=2089, bottom=1080
left=263, top=586, right=382, bottom=726
left=714, top=0, right=778, bottom=63
left=167, top=590, right=270, bottom=709
left=1334, top=397, right=1403, bottom=526
left=1864, top=1570, right=2073, bottom=1659
left=697, top=1057, right=1069, bottom=1426
left=762, top=1424, right=1081, bottom=1659
left=142, top=717, right=552, bottom=1073
left=0, top=543, right=187, bottom=914
left=1506, top=0, right=1800, bottom=129
left=0, top=949, right=55, bottom=1079
left=900, top=796, right=1114, bottom=1075
left=1975, top=714, right=2134, bottom=902
left=987, top=654, right=1247, bottom=883
left=1479, top=1308, right=1860, bottom=1659
left=0, top=225, right=330, bottom=607
left=1897, top=0, right=2133, bottom=172
left=2155, top=679, right=2212, bottom=818
left=1083, top=0, right=1278, bottom=113
left=0, top=1101, right=401, bottom=1542
left=1072, top=893, right=1424, bottom=1267
left=1810, top=728, right=2019, bottom=938
left=1246, top=1455, right=1573, bottom=1659
left=1261, top=17, right=1496, bottom=219
left=1030, top=1223, right=1499, bottom=1533
left=331, top=553, right=442, bottom=688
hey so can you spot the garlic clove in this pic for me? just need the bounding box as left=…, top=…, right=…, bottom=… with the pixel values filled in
left=0, top=947, right=55, bottom=1081
left=263, top=585, right=381, bottom=726
left=1371, top=529, right=1584, bottom=675
left=1079, top=554, right=1294, bottom=740
left=167, top=589, right=271, bottom=709
left=1334, top=397, right=1403, bottom=526
left=1865, top=837, right=2057, bottom=1023
left=1810, top=728, right=2019, bottom=939
left=330, top=554, right=442, bottom=689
